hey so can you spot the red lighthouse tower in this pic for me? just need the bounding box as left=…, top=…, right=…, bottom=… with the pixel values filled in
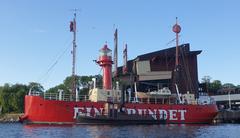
left=97, top=44, right=113, bottom=90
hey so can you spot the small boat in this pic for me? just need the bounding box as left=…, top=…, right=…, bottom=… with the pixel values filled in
left=76, top=102, right=166, bottom=125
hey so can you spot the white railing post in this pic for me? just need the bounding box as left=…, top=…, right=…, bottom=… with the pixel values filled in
left=116, top=81, right=119, bottom=90
left=92, top=78, right=96, bottom=89
left=134, top=82, right=138, bottom=102
left=76, top=89, right=79, bottom=102
left=127, top=88, right=131, bottom=102
left=28, top=88, right=32, bottom=95
left=58, top=89, right=63, bottom=101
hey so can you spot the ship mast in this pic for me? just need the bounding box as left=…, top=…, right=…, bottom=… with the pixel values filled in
left=173, top=17, right=181, bottom=67
left=172, top=17, right=182, bottom=104
left=113, top=28, right=118, bottom=78
left=70, top=12, right=77, bottom=100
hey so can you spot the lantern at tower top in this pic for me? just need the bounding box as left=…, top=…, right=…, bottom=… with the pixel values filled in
left=172, top=17, right=181, bottom=34
left=99, top=44, right=112, bottom=57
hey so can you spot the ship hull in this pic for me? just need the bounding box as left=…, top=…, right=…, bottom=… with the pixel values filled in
left=20, top=95, right=218, bottom=124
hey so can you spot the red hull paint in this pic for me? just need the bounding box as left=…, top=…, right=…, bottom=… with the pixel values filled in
left=21, top=95, right=218, bottom=124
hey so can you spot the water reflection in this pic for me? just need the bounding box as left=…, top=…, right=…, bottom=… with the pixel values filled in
left=24, top=124, right=73, bottom=128
left=0, top=123, right=239, bottom=138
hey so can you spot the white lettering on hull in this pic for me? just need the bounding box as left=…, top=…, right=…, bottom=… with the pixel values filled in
left=178, top=110, right=187, bottom=120
left=169, top=110, right=177, bottom=120
left=74, top=107, right=187, bottom=121
left=126, top=108, right=136, bottom=114
left=74, top=107, right=84, bottom=119
left=159, top=109, right=168, bottom=120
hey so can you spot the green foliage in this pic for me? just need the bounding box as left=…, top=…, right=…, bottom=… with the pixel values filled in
left=222, top=83, right=236, bottom=88
left=29, top=82, right=44, bottom=92
left=46, top=84, right=70, bottom=94
left=79, top=88, right=89, bottom=95
left=0, top=83, right=28, bottom=113
left=46, top=74, right=103, bottom=95
left=63, top=75, right=81, bottom=91
left=201, top=76, right=238, bottom=93
left=201, top=76, right=211, bottom=83
left=0, top=82, right=43, bottom=114
left=237, top=85, right=240, bottom=89
left=209, top=80, right=222, bottom=92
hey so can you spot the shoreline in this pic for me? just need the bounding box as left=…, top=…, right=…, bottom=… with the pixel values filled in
left=0, top=113, right=23, bottom=123
left=214, top=110, right=240, bottom=123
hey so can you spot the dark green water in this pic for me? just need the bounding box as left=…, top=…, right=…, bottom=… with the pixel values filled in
left=0, top=123, right=239, bottom=138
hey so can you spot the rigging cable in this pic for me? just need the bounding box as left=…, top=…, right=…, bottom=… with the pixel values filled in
left=37, top=36, right=72, bottom=86
left=180, top=46, right=194, bottom=93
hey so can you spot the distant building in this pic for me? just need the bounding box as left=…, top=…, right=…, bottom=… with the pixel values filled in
left=117, top=43, right=201, bottom=96
left=211, top=93, right=240, bottom=110
left=211, top=88, right=240, bottom=110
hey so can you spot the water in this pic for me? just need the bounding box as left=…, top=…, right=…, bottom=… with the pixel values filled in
left=0, top=123, right=239, bottom=138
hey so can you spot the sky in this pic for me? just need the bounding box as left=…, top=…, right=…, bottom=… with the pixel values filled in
left=0, top=0, right=239, bottom=90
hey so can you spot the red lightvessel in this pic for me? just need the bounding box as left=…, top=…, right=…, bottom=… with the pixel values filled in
left=20, top=16, right=218, bottom=124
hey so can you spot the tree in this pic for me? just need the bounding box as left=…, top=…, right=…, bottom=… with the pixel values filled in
left=78, top=75, right=103, bottom=95
left=201, top=76, right=212, bottom=93
left=201, top=76, right=211, bottom=84
left=46, top=84, right=69, bottom=94
left=63, top=75, right=81, bottom=91
left=201, top=77, right=223, bottom=93
left=0, top=83, right=28, bottom=113
left=209, top=80, right=222, bottom=92
left=0, top=86, right=2, bottom=114
left=46, top=74, right=103, bottom=95
left=28, top=82, right=44, bottom=93
left=11, top=84, right=28, bottom=113
left=236, top=85, right=240, bottom=89
left=222, top=83, right=236, bottom=89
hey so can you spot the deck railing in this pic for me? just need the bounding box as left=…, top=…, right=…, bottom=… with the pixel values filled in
left=127, top=97, right=177, bottom=104
left=28, top=91, right=42, bottom=96
left=28, top=91, right=89, bottom=101
left=28, top=91, right=215, bottom=105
